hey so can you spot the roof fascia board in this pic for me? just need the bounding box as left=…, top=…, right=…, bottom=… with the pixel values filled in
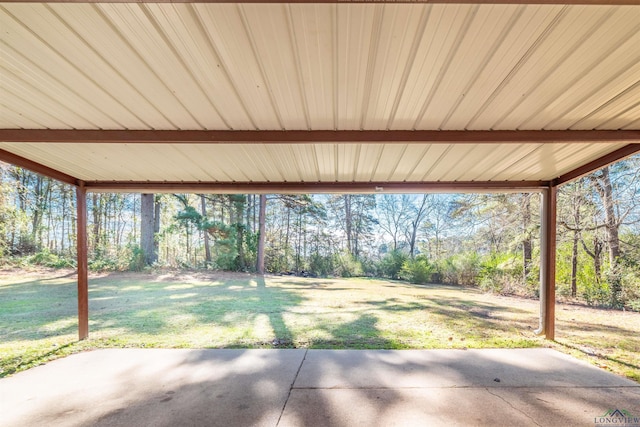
left=2, top=129, right=638, bottom=145
left=0, top=148, right=80, bottom=186
left=84, top=180, right=550, bottom=194
left=553, top=143, right=640, bottom=187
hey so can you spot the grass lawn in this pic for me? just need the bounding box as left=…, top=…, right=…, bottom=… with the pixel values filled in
left=1, top=269, right=638, bottom=382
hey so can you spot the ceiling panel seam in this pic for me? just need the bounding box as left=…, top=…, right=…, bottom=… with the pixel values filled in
left=385, top=4, right=430, bottom=130
left=541, top=41, right=640, bottom=130
left=141, top=4, right=230, bottom=129
left=572, top=81, right=640, bottom=130
left=413, top=4, right=478, bottom=130
left=285, top=4, right=311, bottom=130
left=493, top=7, right=615, bottom=130
left=465, top=5, right=568, bottom=130
left=89, top=4, right=179, bottom=128
left=440, top=5, right=525, bottom=130
left=237, top=4, right=285, bottom=130
left=517, top=9, right=634, bottom=130
left=358, top=4, right=384, bottom=130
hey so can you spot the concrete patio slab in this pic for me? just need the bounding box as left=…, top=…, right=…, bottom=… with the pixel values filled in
left=0, top=348, right=638, bottom=427
left=0, top=348, right=306, bottom=427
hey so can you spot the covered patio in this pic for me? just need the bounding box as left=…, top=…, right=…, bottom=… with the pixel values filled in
left=2, top=348, right=639, bottom=426
left=1, top=0, right=639, bottom=360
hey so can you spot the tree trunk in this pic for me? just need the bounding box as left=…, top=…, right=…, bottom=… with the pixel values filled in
left=571, top=230, right=579, bottom=297
left=140, top=193, right=156, bottom=265
left=591, top=167, right=621, bottom=306
left=257, top=194, right=267, bottom=274
left=344, top=195, right=353, bottom=256
left=200, top=195, right=211, bottom=265
left=521, top=193, right=532, bottom=282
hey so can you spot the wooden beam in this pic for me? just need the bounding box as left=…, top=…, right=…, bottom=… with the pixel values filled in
left=84, top=180, right=550, bottom=194
left=76, top=183, right=89, bottom=340
left=1, top=0, right=637, bottom=5
left=2, top=129, right=638, bottom=145
left=553, top=144, right=640, bottom=186
left=0, top=148, right=79, bottom=186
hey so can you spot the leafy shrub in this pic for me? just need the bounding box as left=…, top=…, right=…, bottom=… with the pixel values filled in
left=400, top=256, right=434, bottom=284
left=436, top=252, right=481, bottom=286
left=478, top=252, right=522, bottom=294
left=380, top=250, right=408, bottom=279
left=27, top=250, right=75, bottom=268
left=127, top=244, right=146, bottom=272
left=333, top=252, right=363, bottom=277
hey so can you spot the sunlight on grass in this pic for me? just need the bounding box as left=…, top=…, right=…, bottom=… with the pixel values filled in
left=1, top=270, right=638, bottom=382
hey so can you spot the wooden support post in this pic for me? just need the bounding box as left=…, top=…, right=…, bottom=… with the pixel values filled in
left=76, top=183, right=89, bottom=340
left=540, top=186, right=557, bottom=340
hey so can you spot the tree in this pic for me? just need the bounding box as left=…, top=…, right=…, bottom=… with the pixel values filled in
left=140, top=193, right=157, bottom=265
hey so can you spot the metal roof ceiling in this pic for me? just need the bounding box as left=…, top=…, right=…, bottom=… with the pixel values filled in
left=1, top=2, right=639, bottom=192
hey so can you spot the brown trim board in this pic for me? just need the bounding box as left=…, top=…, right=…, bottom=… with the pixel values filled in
left=2, top=129, right=639, bottom=145
left=0, top=148, right=80, bottom=186
left=553, top=144, right=640, bottom=187
left=84, top=181, right=550, bottom=194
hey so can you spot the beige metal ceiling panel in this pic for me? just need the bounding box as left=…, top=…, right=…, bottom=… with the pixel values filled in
left=0, top=86, right=69, bottom=129
left=472, top=6, right=613, bottom=130
left=496, top=8, right=640, bottom=130
left=434, top=144, right=504, bottom=181
left=1, top=143, right=112, bottom=180
left=143, top=4, right=254, bottom=130
left=516, top=143, right=626, bottom=181
left=98, top=4, right=226, bottom=130
left=288, top=4, right=335, bottom=130
left=577, top=84, right=640, bottom=130
left=0, top=106, right=43, bottom=129
left=417, top=4, right=522, bottom=130
left=313, top=144, right=337, bottom=181
left=390, top=5, right=470, bottom=130
left=353, top=144, right=385, bottom=181
left=334, top=144, right=357, bottom=181
left=523, top=37, right=640, bottom=130
left=505, top=143, right=581, bottom=181
left=2, top=4, right=170, bottom=129
left=239, top=145, right=287, bottom=182
left=2, top=68, right=97, bottom=129
left=239, top=4, right=308, bottom=129
left=287, top=145, right=320, bottom=182
left=442, top=5, right=562, bottom=130
left=453, top=144, right=522, bottom=181
left=400, top=144, right=451, bottom=181
left=1, top=44, right=121, bottom=129
left=388, top=145, right=429, bottom=182
left=370, top=145, right=409, bottom=181
left=421, top=144, right=477, bottom=181
left=335, top=4, right=377, bottom=130
left=192, top=4, right=280, bottom=130
left=358, top=5, right=425, bottom=129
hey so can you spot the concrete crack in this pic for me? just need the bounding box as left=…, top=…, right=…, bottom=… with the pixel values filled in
left=276, top=349, right=308, bottom=426
left=485, top=388, right=542, bottom=427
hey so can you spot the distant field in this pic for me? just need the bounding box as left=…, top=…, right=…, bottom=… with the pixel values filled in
left=1, top=269, right=638, bottom=382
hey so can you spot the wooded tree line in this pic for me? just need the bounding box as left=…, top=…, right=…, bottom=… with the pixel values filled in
left=1, top=155, right=639, bottom=310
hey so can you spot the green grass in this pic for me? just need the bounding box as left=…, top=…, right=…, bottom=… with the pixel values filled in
left=1, top=269, right=638, bottom=382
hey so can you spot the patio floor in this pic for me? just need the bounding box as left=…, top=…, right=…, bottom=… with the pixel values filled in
left=1, top=348, right=638, bottom=426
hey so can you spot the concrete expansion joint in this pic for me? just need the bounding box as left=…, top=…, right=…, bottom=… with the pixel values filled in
left=276, top=349, right=308, bottom=426
left=485, top=387, right=541, bottom=427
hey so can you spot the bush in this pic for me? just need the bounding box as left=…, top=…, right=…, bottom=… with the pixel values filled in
left=333, top=252, right=363, bottom=277
left=380, top=250, right=408, bottom=279
left=478, top=252, right=522, bottom=294
left=27, top=250, right=75, bottom=268
left=436, top=252, right=481, bottom=286
left=400, top=256, right=434, bottom=284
